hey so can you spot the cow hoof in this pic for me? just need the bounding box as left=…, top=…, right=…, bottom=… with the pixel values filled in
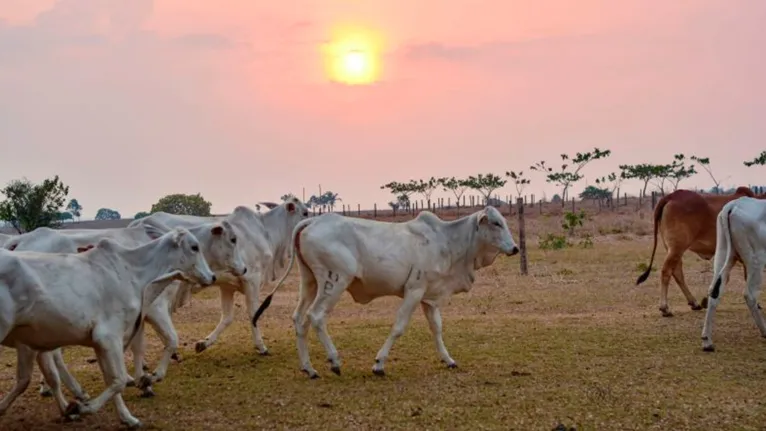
left=330, top=365, right=341, bottom=376
left=140, top=388, right=155, bottom=399
left=124, top=419, right=143, bottom=429
left=660, top=309, right=674, bottom=317
left=446, top=362, right=458, bottom=369
left=137, top=375, right=153, bottom=391
left=126, top=379, right=136, bottom=388
left=63, top=401, right=83, bottom=421
left=39, top=388, right=53, bottom=398
left=195, top=341, right=208, bottom=353
left=302, top=369, right=320, bottom=379
left=142, top=364, right=149, bottom=372
left=700, top=297, right=709, bottom=309
left=703, top=344, right=715, bottom=352
left=372, top=368, right=386, bottom=377
left=259, top=350, right=271, bottom=357
left=690, top=304, right=703, bottom=311
left=75, top=393, right=90, bottom=402
left=170, top=353, right=182, bottom=362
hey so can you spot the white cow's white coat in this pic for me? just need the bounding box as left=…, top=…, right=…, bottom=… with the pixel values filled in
left=702, top=197, right=766, bottom=351
left=128, top=197, right=308, bottom=355
left=254, top=206, right=519, bottom=377
left=0, top=227, right=216, bottom=428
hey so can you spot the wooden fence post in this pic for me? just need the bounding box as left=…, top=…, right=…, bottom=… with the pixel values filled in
left=357, top=203, right=361, bottom=216
left=571, top=197, right=575, bottom=213
left=374, top=203, right=377, bottom=219
left=517, top=197, right=528, bottom=276
left=651, top=192, right=657, bottom=209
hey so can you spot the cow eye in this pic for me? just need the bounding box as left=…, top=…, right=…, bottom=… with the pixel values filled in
left=492, top=221, right=502, bottom=227
left=230, top=237, right=237, bottom=244
left=191, top=245, right=199, bottom=252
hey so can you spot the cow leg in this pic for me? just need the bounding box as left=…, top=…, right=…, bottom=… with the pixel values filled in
left=44, top=348, right=90, bottom=401
left=243, top=273, right=270, bottom=355
left=373, top=287, right=426, bottom=376
left=659, top=252, right=682, bottom=317
left=146, top=310, right=178, bottom=383
left=195, top=286, right=235, bottom=353
left=421, top=302, right=457, bottom=369
left=36, top=351, right=69, bottom=414
left=0, top=344, right=36, bottom=415
left=293, top=261, right=320, bottom=378
left=65, top=336, right=140, bottom=428
left=671, top=260, right=702, bottom=311
left=307, top=270, right=351, bottom=376
left=127, top=322, right=155, bottom=398
left=743, top=263, right=766, bottom=337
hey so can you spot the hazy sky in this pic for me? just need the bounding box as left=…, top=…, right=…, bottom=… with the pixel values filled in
left=1, top=0, right=764, bottom=217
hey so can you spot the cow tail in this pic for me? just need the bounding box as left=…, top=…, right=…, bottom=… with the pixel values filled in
left=251, top=218, right=313, bottom=327
left=709, top=205, right=736, bottom=301
left=636, top=194, right=670, bottom=285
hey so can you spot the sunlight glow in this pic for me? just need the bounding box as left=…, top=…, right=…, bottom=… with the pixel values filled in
left=323, top=25, right=383, bottom=85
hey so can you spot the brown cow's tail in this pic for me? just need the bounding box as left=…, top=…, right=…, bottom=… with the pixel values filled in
left=251, top=218, right=313, bottom=327
left=636, top=195, right=670, bottom=285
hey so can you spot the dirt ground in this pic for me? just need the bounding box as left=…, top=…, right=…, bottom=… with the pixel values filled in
left=2, top=206, right=765, bottom=430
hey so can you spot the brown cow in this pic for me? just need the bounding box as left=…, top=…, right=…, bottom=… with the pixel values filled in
left=636, top=186, right=759, bottom=317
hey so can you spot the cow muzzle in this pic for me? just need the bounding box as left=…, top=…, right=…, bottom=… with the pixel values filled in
left=506, top=246, right=520, bottom=257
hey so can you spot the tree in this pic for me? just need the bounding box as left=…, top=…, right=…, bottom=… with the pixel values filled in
left=95, top=208, right=121, bottom=220
left=381, top=181, right=419, bottom=210
left=691, top=156, right=722, bottom=191
left=744, top=151, right=766, bottom=167
left=666, top=154, right=697, bottom=191
left=306, top=191, right=341, bottom=212
left=133, top=211, right=150, bottom=220
left=579, top=185, right=610, bottom=204
left=280, top=193, right=296, bottom=202
left=595, top=172, right=621, bottom=196
left=414, top=177, right=439, bottom=208
left=0, top=175, right=69, bottom=233
left=530, top=147, right=611, bottom=201
left=56, top=211, right=73, bottom=222
left=66, top=199, right=82, bottom=221
left=439, top=177, right=470, bottom=206
left=619, top=164, right=663, bottom=197
left=505, top=171, right=531, bottom=196
left=150, top=193, right=212, bottom=216
left=464, top=173, right=507, bottom=204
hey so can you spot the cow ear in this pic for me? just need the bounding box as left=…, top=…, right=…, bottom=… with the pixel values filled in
left=286, top=202, right=296, bottom=213
left=477, top=210, right=488, bottom=225
left=211, top=225, right=224, bottom=236
left=172, top=229, right=186, bottom=247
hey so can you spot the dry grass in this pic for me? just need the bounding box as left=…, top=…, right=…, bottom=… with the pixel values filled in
left=3, top=208, right=766, bottom=430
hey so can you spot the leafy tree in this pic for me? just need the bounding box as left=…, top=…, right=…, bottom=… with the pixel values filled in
left=414, top=177, right=440, bottom=207
left=464, top=173, right=507, bottom=204
left=133, top=211, right=150, bottom=220
left=280, top=193, right=296, bottom=202
left=307, top=191, right=341, bottom=212
left=439, top=177, right=470, bottom=205
left=66, top=199, right=82, bottom=221
left=619, top=164, right=664, bottom=197
left=690, top=156, right=723, bottom=190
left=381, top=180, right=418, bottom=201
left=744, top=151, right=766, bottom=167
left=95, top=208, right=121, bottom=220
left=151, top=193, right=212, bottom=216
left=666, top=154, right=697, bottom=191
left=530, top=147, right=611, bottom=201
left=595, top=172, right=621, bottom=196
left=0, top=175, right=69, bottom=233
left=505, top=171, right=531, bottom=196
left=56, top=211, right=73, bottom=222
left=579, top=185, right=610, bottom=204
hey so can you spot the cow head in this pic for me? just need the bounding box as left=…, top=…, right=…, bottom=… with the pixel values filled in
left=284, top=196, right=310, bottom=219
left=205, top=220, right=247, bottom=277
left=474, top=206, right=519, bottom=265
left=163, top=228, right=216, bottom=287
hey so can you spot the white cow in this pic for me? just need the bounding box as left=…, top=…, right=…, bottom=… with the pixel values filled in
left=129, top=197, right=308, bottom=355
left=252, top=206, right=519, bottom=378
left=0, top=233, right=12, bottom=248
left=701, top=196, right=766, bottom=352
left=15, top=221, right=246, bottom=398
left=0, top=227, right=216, bottom=428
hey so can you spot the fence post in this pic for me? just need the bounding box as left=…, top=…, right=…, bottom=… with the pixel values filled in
left=342, top=205, right=346, bottom=216
left=357, top=203, right=361, bottom=216
left=651, top=191, right=657, bottom=209
left=539, top=199, right=542, bottom=215
left=571, top=197, right=575, bottom=213
left=517, top=197, right=528, bottom=276
left=374, top=203, right=377, bottom=219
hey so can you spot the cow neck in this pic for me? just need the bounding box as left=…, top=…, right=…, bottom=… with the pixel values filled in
left=442, top=213, right=481, bottom=278
left=261, top=204, right=291, bottom=253
left=111, top=236, right=178, bottom=292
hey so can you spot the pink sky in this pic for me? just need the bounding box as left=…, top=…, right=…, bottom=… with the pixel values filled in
left=1, top=0, right=764, bottom=217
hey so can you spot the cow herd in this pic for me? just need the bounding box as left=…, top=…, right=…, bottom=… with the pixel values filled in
left=0, top=188, right=764, bottom=428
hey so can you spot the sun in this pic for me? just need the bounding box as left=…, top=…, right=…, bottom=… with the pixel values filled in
left=323, top=25, right=383, bottom=85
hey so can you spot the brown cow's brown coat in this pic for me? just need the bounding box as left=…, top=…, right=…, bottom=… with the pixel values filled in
left=636, top=187, right=759, bottom=317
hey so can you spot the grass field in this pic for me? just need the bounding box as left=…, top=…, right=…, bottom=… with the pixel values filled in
left=2, top=206, right=766, bottom=430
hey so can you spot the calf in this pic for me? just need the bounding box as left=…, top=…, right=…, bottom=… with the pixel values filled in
left=253, top=206, right=519, bottom=377
left=129, top=197, right=308, bottom=355
left=701, top=197, right=766, bottom=351
left=636, top=187, right=759, bottom=317
left=0, top=227, right=216, bottom=428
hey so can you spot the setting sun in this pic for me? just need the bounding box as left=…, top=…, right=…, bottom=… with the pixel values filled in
left=322, top=25, right=383, bottom=85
